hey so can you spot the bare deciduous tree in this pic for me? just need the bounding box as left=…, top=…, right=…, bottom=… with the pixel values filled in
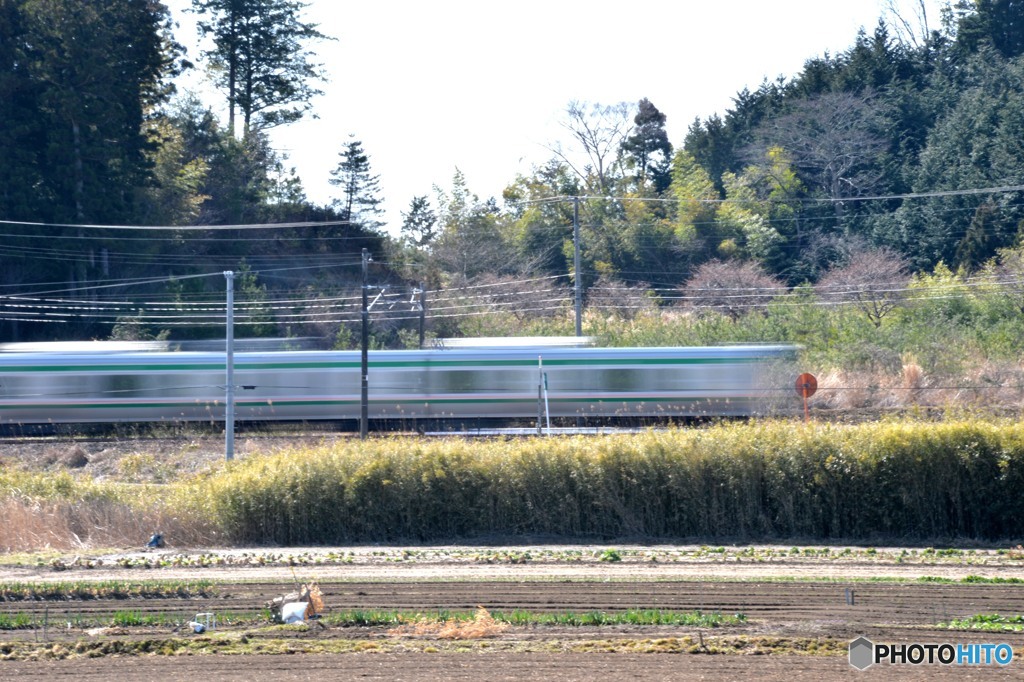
left=586, top=275, right=657, bottom=320
left=815, top=245, right=911, bottom=327
left=431, top=222, right=508, bottom=284
left=434, top=274, right=569, bottom=337
left=884, top=0, right=936, bottom=49
left=548, top=101, right=633, bottom=194
left=679, top=260, right=786, bottom=319
left=488, top=274, right=569, bottom=321
left=753, top=92, right=888, bottom=218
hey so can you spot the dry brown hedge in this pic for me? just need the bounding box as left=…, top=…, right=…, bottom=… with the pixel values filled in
left=198, top=421, right=1024, bottom=544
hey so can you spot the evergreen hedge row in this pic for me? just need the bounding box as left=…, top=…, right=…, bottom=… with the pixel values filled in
left=199, top=421, right=1024, bottom=544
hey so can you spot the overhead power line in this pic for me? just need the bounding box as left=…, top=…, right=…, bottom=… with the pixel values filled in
left=5, top=180, right=1022, bottom=235
left=6, top=268, right=1022, bottom=328
left=520, top=184, right=1024, bottom=206
left=0, top=218, right=357, bottom=231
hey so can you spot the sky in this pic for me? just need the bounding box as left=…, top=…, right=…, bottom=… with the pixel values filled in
left=164, top=1, right=945, bottom=231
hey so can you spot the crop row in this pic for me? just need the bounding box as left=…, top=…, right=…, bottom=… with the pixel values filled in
left=0, top=607, right=744, bottom=630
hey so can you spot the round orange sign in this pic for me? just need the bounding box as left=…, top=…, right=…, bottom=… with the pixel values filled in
left=795, top=373, right=817, bottom=398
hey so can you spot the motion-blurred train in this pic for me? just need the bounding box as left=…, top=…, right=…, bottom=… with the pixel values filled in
left=0, top=341, right=798, bottom=426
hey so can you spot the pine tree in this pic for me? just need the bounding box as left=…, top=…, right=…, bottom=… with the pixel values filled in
left=21, top=0, right=179, bottom=223
left=329, top=138, right=385, bottom=232
left=401, top=196, right=438, bottom=247
left=192, top=0, right=330, bottom=136
left=0, top=1, right=43, bottom=222
left=621, top=98, right=673, bottom=193
left=955, top=0, right=1024, bottom=59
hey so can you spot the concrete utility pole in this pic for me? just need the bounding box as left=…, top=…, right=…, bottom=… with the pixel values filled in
left=573, top=196, right=582, bottom=336
left=224, top=270, right=235, bottom=461
left=417, top=282, right=426, bottom=350
left=360, top=249, right=371, bottom=439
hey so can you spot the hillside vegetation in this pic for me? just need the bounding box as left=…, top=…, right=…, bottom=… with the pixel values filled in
left=4, top=1, right=1024, bottom=380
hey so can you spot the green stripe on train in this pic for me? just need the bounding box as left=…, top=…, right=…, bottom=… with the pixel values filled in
left=0, top=396, right=745, bottom=411
left=1, top=356, right=761, bottom=373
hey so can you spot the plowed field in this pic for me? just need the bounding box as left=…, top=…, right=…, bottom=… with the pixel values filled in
left=2, top=547, right=1024, bottom=680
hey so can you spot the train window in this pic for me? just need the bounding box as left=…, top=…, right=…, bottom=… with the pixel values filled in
left=0, top=375, right=30, bottom=396
left=371, top=367, right=424, bottom=391
left=248, top=371, right=326, bottom=395
left=599, top=369, right=638, bottom=391
left=436, top=370, right=480, bottom=392
left=103, top=375, right=143, bottom=397
left=548, top=365, right=749, bottom=393
left=23, top=374, right=94, bottom=399
left=429, top=369, right=528, bottom=394
left=548, top=368, right=642, bottom=392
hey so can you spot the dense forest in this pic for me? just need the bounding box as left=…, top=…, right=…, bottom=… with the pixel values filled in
left=3, top=0, right=1024, bottom=361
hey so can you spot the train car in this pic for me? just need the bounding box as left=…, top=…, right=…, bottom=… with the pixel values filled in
left=0, top=344, right=797, bottom=425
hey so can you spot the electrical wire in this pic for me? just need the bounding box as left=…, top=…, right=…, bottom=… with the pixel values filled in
left=0, top=218, right=357, bottom=231
left=5, top=268, right=1022, bottom=324
left=512, top=184, right=1024, bottom=207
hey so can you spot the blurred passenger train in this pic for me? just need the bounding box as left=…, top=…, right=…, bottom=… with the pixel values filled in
left=0, top=343, right=797, bottom=426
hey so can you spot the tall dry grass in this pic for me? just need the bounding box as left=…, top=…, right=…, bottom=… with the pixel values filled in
left=198, top=421, right=1024, bottom=544
left=0, top=471, right=220, bottom=552
left=4, top=421, right=1024, bottom=550
left=0, top=498, right=220, bottom=552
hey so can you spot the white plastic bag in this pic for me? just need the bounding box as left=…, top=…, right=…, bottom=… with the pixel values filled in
left=281, top=602, right=308, bottom=624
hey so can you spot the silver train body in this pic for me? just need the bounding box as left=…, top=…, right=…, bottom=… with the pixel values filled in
left=0, top=345, right=797, bottom=425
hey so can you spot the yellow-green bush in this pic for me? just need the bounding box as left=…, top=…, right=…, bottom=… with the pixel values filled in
left=198, top=421, right=1024, bottom=544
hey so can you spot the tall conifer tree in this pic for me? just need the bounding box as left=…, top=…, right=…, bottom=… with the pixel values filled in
left=329, top=138, right=385, bottom=232
left=192, top=0, right=329, bottom=137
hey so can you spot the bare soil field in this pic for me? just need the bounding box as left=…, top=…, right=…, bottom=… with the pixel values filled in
left=2, top=547, right=1024, bottom=680
left=7, top=651, right=1022, bottom=681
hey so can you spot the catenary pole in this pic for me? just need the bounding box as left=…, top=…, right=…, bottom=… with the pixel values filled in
left=361, top=249, right=371, bottom=439
left=224, top=270, right=235, bottom=461
left=418, top=282, right=426, bottom=350
left=573, top=196, right=582, bottom=336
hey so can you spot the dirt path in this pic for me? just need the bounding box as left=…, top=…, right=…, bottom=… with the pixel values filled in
left=5, top=544, right=1023, bottom=583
